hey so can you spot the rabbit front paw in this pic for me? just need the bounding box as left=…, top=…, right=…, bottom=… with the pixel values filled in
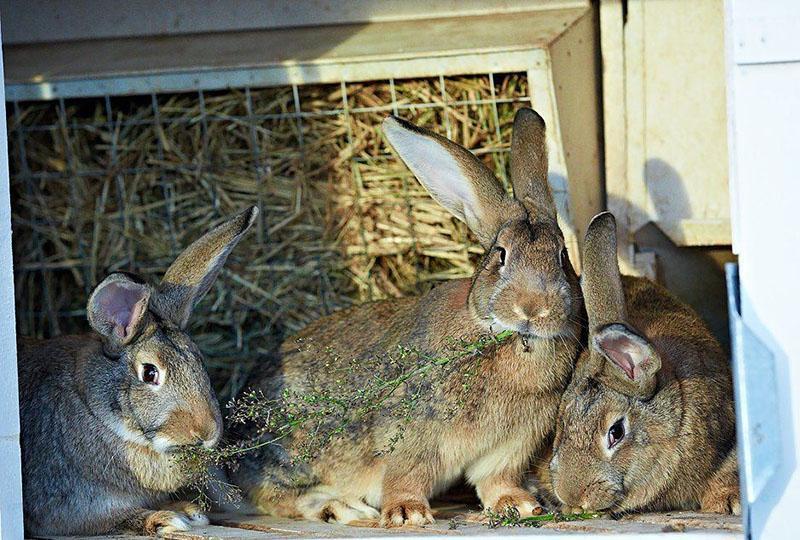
left=295, top=487, right=380, bottom=525
left=162, top=501, right=210, bottom=526
left=380, top=498, right=434, bottom=527
left=317, top=498, right=381, bottom=524
left=487, top=490, right=545, bottom=517
left=143, top=510, right=193, bottom=536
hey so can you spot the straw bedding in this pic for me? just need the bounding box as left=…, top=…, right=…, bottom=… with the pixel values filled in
left=7, top=73, right=530, bottom=399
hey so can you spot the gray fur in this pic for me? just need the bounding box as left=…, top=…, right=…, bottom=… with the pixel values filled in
left=18, top=206, right=257, bottom=535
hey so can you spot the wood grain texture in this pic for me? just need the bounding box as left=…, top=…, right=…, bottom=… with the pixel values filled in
left=5, top=9, right=586, bottom=84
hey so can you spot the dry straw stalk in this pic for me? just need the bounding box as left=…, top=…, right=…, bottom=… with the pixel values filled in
left=8, top=73, right=530, bottom=400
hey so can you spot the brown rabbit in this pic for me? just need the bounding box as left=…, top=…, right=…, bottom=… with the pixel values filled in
left=18, top=207, right=258, bottom=536
left=540, top=212, right=739, bottom=515
left=230, top=109, right=583, bottom=527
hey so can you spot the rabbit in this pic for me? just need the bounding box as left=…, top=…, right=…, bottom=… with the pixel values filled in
left=537, top=211, right=739, bottom=515
left=230, top=108, right=584, bottom=527
left=17, top=206, right=258, bottom=536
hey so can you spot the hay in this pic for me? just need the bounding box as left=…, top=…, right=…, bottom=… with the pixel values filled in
left=7, top=73, right=530, bottom=400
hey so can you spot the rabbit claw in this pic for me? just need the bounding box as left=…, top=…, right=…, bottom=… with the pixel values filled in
left=380, top=499, right=435, bottom=527
left=489, top=492, right=545, bottom=517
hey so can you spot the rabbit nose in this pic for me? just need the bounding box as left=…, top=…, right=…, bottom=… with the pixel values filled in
left=553, top=481, right=584, bottom=509
left=189, top=423, right=220, bottom=448
left=513, top=305, right=551, bottom=320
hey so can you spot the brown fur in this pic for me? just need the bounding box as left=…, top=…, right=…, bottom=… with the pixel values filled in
left=537, top=212, right=739, bottom=515
left=119, top=506, right=206, bottom=536
left=382, top=498, right=435, bottom=527
left=18, top=207, right=257, bottom=535
left=231, top=110, right=583, bottom=526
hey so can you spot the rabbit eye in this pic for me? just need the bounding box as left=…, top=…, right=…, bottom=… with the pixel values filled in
left=607, top=418, right=625, bottom=449
left=559, top=246, right=568, bottom=268
left=496, top=246, right=507, bottom=266
left=139, top=363, right=160, bottom=386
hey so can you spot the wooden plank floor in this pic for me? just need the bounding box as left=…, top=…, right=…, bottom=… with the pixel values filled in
left=40, top=504, right=743, bottom=539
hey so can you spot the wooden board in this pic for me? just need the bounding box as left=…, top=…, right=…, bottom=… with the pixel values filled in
left=35, top=508, right=743, bottom=539
left=5, top=9, right=586, bottom=85
left=0, top=0, right=589, bottom=45
left=601, top=0, right=731, bottom=250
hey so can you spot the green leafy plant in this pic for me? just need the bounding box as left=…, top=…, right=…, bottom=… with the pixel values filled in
left=175, top=329, right=516, bottom=506
left=485, top=506, right=601, bottom=529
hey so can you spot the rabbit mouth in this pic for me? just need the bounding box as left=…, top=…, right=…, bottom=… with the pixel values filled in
left=491, top=315, right=567, bottom=339
left=144, top=431, right=179, bottom=453
left=519, top=321, right=567, bottom=339
left=144, top=431, right=217, bottom=454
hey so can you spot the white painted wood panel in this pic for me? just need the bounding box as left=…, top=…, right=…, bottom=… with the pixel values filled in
left=641, top=0, right=730, bottom=246
left=729, top=2, right=800, bottom=65
left=0, top=16, right=25, bottom=540
left=726, top=1, right=800, bottom=538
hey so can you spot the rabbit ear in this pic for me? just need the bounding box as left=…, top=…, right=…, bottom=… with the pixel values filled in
left=88, top=272, right=152, bottom=347
left=581, top=212, right=627, bottom=331
left=592, top=323, right=661, bottom=398
left=510, top=108, right=557, bottom=224
left=153, top=206, right=258, bottom=329
left=383, top=116, right=523, bottom=247
left=582, top=212, right=660, bottom=397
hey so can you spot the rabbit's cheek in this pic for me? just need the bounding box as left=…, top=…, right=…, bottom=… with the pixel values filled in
left=111, top=417, right=153, bottom=447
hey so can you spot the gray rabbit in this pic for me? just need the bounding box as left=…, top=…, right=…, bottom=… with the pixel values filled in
left=18, top=206, right=257, bottom=536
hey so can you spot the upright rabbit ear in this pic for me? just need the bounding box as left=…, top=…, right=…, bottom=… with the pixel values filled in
left=383, top=116, right=525, bottom=247
left=88, top=272, right=152, bottom=348
left=582, top=212, right=626, bottom=331
left=582, top=212, right=661, bottom=397
left=510, top=108, right=557, bottom=224
left=153, top=206, right=258, bottom=329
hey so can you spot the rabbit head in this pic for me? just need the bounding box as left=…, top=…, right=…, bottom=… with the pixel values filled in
left=86, top=206, right=258, bottom=453
left=382, top=109, right=579, bottom=339
left=548, top=212, right=670, bottom=512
